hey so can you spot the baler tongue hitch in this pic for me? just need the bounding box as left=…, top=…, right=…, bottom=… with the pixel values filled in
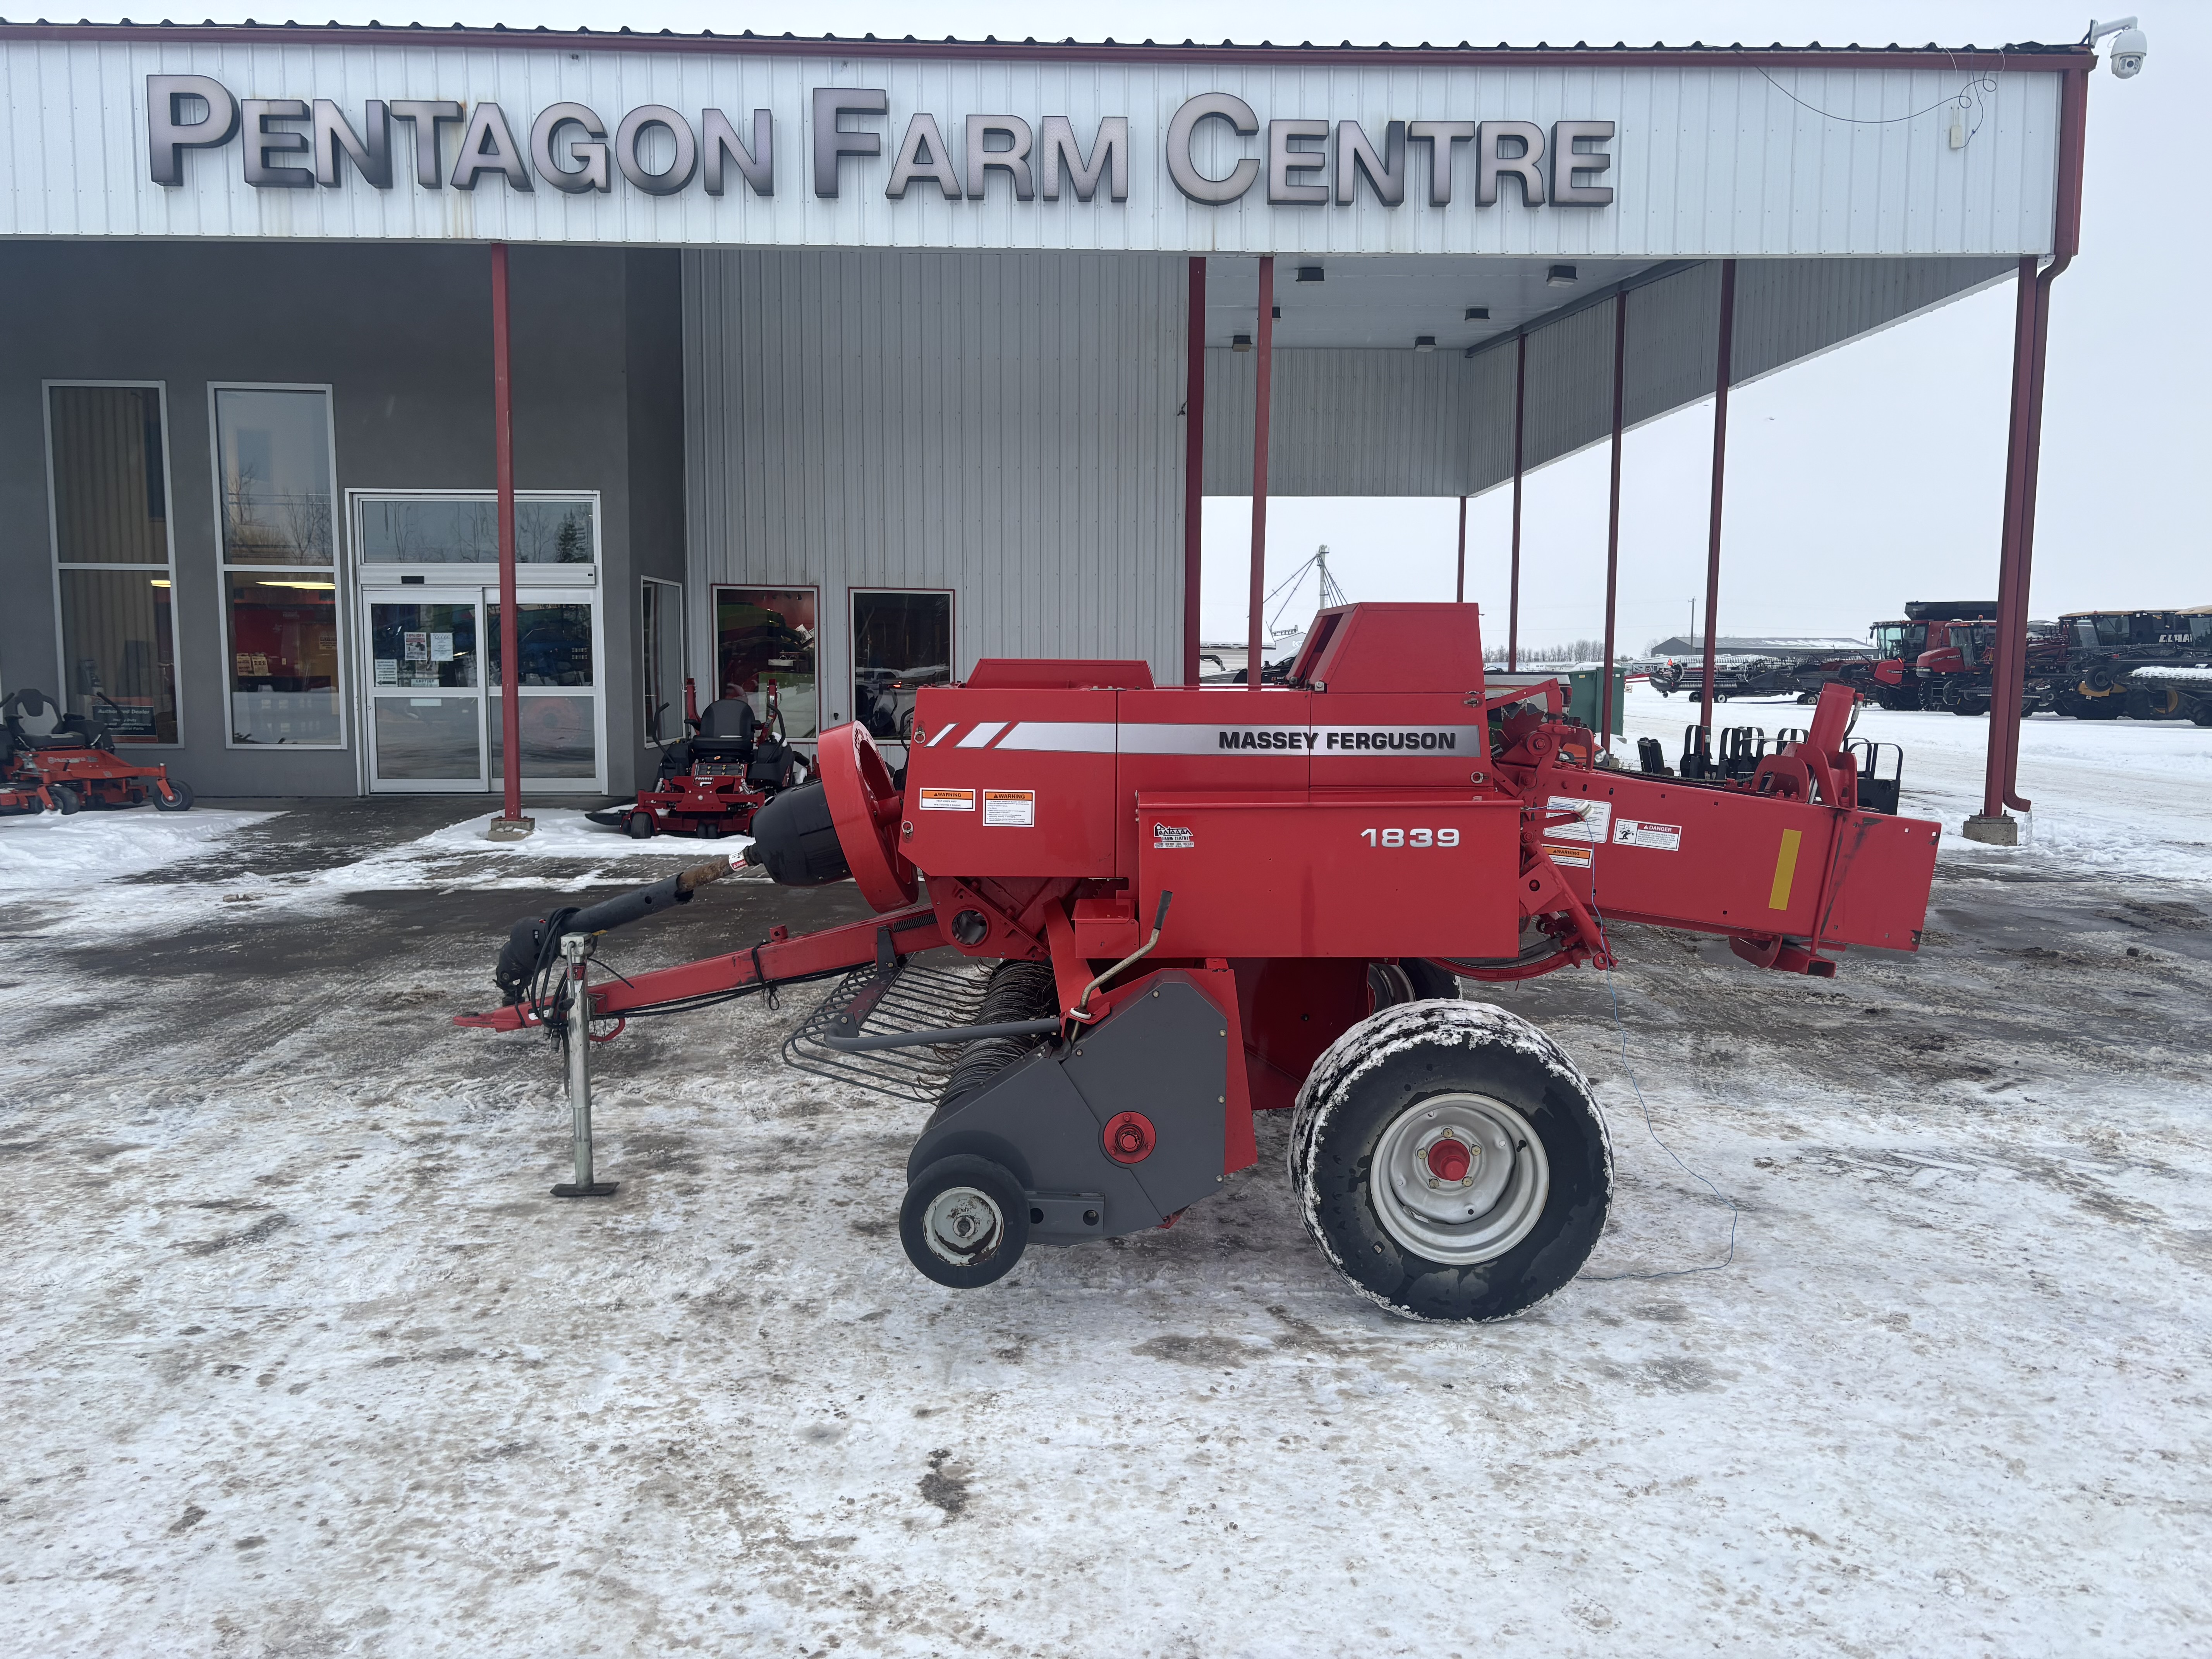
left=486, top=855, right=734, bottom=1199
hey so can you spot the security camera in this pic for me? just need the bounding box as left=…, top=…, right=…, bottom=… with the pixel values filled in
left=2088, top=17, right=2148, bottom=79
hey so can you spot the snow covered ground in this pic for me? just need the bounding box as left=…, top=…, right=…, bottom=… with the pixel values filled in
left=2, top=713, right=2209, bottom=1656
left=1621, top=678, right=2212, bottom=881
left=0, top=807, right=278, bottom=895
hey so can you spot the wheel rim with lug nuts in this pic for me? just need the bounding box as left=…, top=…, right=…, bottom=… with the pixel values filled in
left=1369, top=1093, right=1551, bottom=1266
left=921, top=1185, right=1005, bottom=1267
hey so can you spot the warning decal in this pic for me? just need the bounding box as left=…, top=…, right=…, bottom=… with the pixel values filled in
left=1543, top=795, right=1612, bottom=843
left=1613, top=818, right=1682, bottom=852
left=1542, top=844, right=1594, bottom=869
left=917, top=787, right=975, bottom=812
left=983, top=789, right=1037, bottom=827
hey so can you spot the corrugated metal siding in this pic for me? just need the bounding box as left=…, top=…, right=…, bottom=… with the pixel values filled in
left=1202, top=348, right=1467, bottom=496
left=3, top=41, right=2062, bottom=256
left=1202, top=254, right=2017, bottom=496
left=1730, top=256, right=2017, bottom=383
left=684, top=247, right=1186, bottom=695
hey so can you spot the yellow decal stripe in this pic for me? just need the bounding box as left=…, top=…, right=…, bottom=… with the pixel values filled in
left=1768, top=828, right=1803, bottom=911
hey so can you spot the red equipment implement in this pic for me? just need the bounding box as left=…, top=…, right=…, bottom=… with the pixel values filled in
left=3, top=688, right=192, bottom=814
left=461, top=604, right=1938, bottom=1321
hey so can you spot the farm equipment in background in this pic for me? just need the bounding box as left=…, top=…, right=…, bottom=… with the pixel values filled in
left=1843, top=602, right=2006, bottom=711
left=2041, top=610, right=2212, bottom=721
left=1649, top=721, right=1906, bottom=816
left=1652, top=649, right=1874, bottom=705
left=2, top=687, right=193, bottom=813
left=2118, top=664, right=2212, bottom=726
left=587, top=678, right=809, bottom=840
left=462, top=604, right=1940, bottom=1323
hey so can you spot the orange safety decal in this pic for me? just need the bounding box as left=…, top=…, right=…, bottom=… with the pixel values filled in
left=982, top=788, right=1037, bottom=827
left=1542, top=844, right=1593, bottom=869
left=1767, top=828, right=1803, bottom=910
left=917, top=787, right=975, bottom=811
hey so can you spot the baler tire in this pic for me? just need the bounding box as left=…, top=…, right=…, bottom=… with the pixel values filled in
left=1404, top=960, right=1462, bottom=1001
left=901, top=1154, right=1029, bottom=1289
left=1289, top=1002, right=1610, bottom=1322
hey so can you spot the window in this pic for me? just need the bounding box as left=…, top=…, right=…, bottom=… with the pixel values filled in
left=641, top=578, right=685, bottom=742
left=357, top=495, right=596, bottom=563
left=45, top=384, right=179, bottom=744
left=714, top=586, right=818, bottom=743
left=851, top=589, right=953, bottom=745
left=215, top=386, right=341, bottom=746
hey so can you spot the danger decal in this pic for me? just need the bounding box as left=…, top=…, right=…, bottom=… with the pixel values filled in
left=1613, top=818, right=1681, bottom=851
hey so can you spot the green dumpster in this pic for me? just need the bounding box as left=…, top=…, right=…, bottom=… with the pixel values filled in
left=1566, top=665, right=1629, bottom=736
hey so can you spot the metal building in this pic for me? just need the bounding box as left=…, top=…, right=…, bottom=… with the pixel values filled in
left=0, top=24, right=2089, bottom=833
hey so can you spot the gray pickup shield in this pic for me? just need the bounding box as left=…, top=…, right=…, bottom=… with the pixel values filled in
left=905, top=972, right=1229, bottom=1245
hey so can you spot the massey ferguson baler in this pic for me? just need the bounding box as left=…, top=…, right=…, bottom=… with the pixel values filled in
left=461, top=603, right=1938, bottom=1322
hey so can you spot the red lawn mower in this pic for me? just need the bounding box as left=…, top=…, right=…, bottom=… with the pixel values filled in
left=3, top=689, right=193, bottom=814
left=587, top=679, right=809, bottom=840
left=467, top=605, right=1939, bottom=1321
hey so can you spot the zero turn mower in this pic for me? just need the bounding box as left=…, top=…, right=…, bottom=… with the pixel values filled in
left=3, top=688, right=192, bottom=814
left=587, top=679, right=809, bottom=840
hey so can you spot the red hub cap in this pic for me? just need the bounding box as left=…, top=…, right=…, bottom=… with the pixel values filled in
left=1426, top=1137, right=1472, bottom=1182
left=1103, top=1112, right=1156, bottom=1164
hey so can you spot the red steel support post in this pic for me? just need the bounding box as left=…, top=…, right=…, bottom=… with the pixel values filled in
left=1600, top=291, right=1628, bottom=749
left=1698, top=259, right=1738, bottom=735
left=1246, top=255, right=1274, bottom=691
left=1455, top=495, right=1468, bottom=603
left=491, top=242, right=523, bottom=824
left=1508, top=334, right=1527, bottom=671
left=1183, top=256, right=1207, bottom=684
left=1978, top=65, right=2087, bottom=834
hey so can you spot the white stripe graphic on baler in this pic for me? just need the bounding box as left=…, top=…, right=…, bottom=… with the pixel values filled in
left=927, top=724, right=959, bottom=747
left=950, top=723, right=1493, bottom=756
left=994, top=722, right=1118, bottom=753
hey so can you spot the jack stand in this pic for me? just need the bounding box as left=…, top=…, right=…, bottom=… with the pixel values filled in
left=551, top=932, right=618, bottom=1198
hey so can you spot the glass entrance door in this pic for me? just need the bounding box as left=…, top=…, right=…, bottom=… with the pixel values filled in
left=364, top=594, right=485, bottom=791
left=489, top=589, right=605, bottom=793
left=357, top=584, right=603, bottom=794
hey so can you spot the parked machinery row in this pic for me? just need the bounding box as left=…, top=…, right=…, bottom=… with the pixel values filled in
left=1847, top=601, right=2212, bottom=721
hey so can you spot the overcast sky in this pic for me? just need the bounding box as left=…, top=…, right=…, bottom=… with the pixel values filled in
left=214, top=1, right=2200, bottom=652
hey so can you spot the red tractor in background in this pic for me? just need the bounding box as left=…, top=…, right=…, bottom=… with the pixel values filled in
left=465, top=604, right=1939, bottom=1323
left=1848, top=601, right=2014, bottom=712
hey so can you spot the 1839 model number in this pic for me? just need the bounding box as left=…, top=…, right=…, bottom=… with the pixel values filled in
left=1360, top=827, right=1460, bottom=848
